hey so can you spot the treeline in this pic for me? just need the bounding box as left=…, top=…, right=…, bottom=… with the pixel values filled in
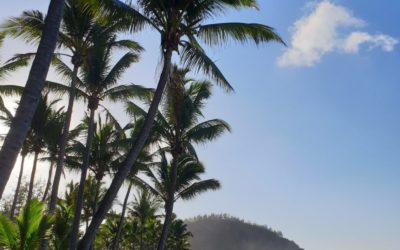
left=187, top=214, right=304, bottom=250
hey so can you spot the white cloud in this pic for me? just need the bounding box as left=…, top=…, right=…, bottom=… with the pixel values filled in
left=277, top=1, right=398, bottom=67
left=341, top=32, right=398, bottom=53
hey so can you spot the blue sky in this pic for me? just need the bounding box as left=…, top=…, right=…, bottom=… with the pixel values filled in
left=1, top=1, right=400, bottom=250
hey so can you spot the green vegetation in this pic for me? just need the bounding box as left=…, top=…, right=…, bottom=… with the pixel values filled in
left=0, top=0, right=286, bottom=249
left=187, top=214, right=304, bottom=250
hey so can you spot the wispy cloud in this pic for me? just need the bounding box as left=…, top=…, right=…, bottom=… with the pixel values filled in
left=277, top=1, right=398, bottom=67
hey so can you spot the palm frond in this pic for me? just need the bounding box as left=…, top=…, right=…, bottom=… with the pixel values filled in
left=102, top=0, right=159, bottom=32
left=102, top=52, right=139, bottom=88
left=176, top=179, right=220, bottom=200
left=111, top=39, right=144, bottom=53
left=0, top=55, right=30, bottom=80
left=198, top=22, right=285, bottom=46
left=180, top=41, right=234, bottom=92
left=1, top=10, right=45, bottom=44
left=125, top=101, right=147, bottom=119
left=186, top=119, right=231, bottom=144
left=103, top=83, right=152, bottom=103
left=0, top=84, right=24, bottom=96
left=0, top=213, right=18, bottom=248
left=44, top=81, right=88, bottom=100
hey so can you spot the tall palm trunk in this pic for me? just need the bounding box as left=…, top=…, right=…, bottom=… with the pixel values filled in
left=27, top=151, right=40, bottom=202
left=112, top=183, right=132, bottom=250
left=78, top=49, right=174, bottom=250
left=49, top=63, right=79, bottom=212
left=140, top=220, right=145, bottom=250
left=157, top=156, right=179, bottom=250
left=92, top=176, right=102, bottom=217
left=42, top=162, right=54, bottom=202
left=70, top=107, right=96, bottom=250
left=10, top=154, right=26, bottom=218
left=0, top=0, right=65, bottom=198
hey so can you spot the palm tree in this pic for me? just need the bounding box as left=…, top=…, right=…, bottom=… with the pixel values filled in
left=0, top=199, right=54, bottom=249
left=167, top=219, right=192, bottom=250
left=128, top=66, right=230, bottom=249
left=2, top=0, right=141, bottom=212
left=68, top=116, right=126, bottom=218
left=58, top=32, right=143, bottom=249
left=137, top=152, right=220, bottom=250
left=0, top=0, right=65, bottom=198
left=129, top=187, right=161, bottom=250
left=52, top=200, right=74, bottom=250
left=26, top=94, right=63, bottom=202
left=41, top=111, right=66, bottom=202
left=111, top=122, right=155, bottom=250
left=81, top=2, right=284, bottom=246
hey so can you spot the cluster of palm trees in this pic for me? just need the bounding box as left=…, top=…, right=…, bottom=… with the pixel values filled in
left=0, top=0, right=283, bottom=249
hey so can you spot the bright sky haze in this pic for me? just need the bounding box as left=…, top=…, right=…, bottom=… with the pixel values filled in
left=0, top=1, right=399, bottom=250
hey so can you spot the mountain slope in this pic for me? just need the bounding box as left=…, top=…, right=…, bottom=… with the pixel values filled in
left=186, top=214, right=304, bottom=250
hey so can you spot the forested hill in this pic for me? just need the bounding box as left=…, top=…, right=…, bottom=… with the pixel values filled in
left=186, top=214, right=304, bottom=250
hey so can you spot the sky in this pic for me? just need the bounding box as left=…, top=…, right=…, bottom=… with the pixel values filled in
left=1, top=1, right=400, bottom=250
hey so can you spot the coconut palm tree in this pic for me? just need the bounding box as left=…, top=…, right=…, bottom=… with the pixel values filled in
left=55, top=32, right=144, bottom=249
left=167, top=218, right=192, bottom=250
left=81, top=2, right=283, bottom=246
left=129, top=187, right=161, bottom=250
left=127, top=66, right=230, bottom=249
left=26, top=94, right=63, bottom=203
left=52, top=200, right=74, bottom=250
left=0, top=199, right=54, bottom=249
left=137, top=152, right=220, bottom=250
left=0, top=0, right=65, bottom=198
left=111, top=123, right=156, bottom=250
left=2, top=0, right=143, bottom=211
left=68, top=116, right=126, bottom=218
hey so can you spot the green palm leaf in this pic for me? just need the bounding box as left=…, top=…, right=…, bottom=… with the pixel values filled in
left=1, top=10, right=45, bottom=45
left=0, top=214, right=18, bottom=248
left=186, top=119, right=231, bottom=144
left=102, top=52, right=139, bottom=88
left=198, top=22, right=285, bottom=46
left=176, top=179, right=220, bottom=201
left=180, top=41, right=234, bottom=92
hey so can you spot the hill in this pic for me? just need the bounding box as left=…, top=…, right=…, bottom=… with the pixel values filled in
left=186, top=214, right=304, bottom=250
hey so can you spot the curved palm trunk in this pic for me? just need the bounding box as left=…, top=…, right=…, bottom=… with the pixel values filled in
left=70, top=108, right=96, bottom=250
left=10, top=154, right=26, bottom=218
left=157, top=157, right=178, bottom=250
left=0, top=0, right=65, bottom=198
left=78, top=49, right=174, bottom=250
left=111, top=183, right=132, bottom=250
left=27, top=151, right=39, bottom=202
left=42, top=162, right=54, bottom=202
left=49, top=64, right=79, bottom=212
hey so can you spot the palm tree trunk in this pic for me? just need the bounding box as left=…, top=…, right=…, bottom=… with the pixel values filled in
left=140, top=221, right=145, bottom=250
left=70, top=108, right=96, bottom=250
left=10, top=154, right=26, bottom=218
left=157, top=157, right=178, bottom=250
left=111, top=183, right=132, bottom=250
left=42, top=162, right=54, bottom=202
left=27, top=151, right=39, bottom=202
left=92, top=175, right=105, bottom=217
left=49, top=63, right=79, bottom=212
left=158, top=202, right=174, bottom=250
left=78, top=48, right=174, bottom=250
left=0, top=0, right=65, bottom=199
